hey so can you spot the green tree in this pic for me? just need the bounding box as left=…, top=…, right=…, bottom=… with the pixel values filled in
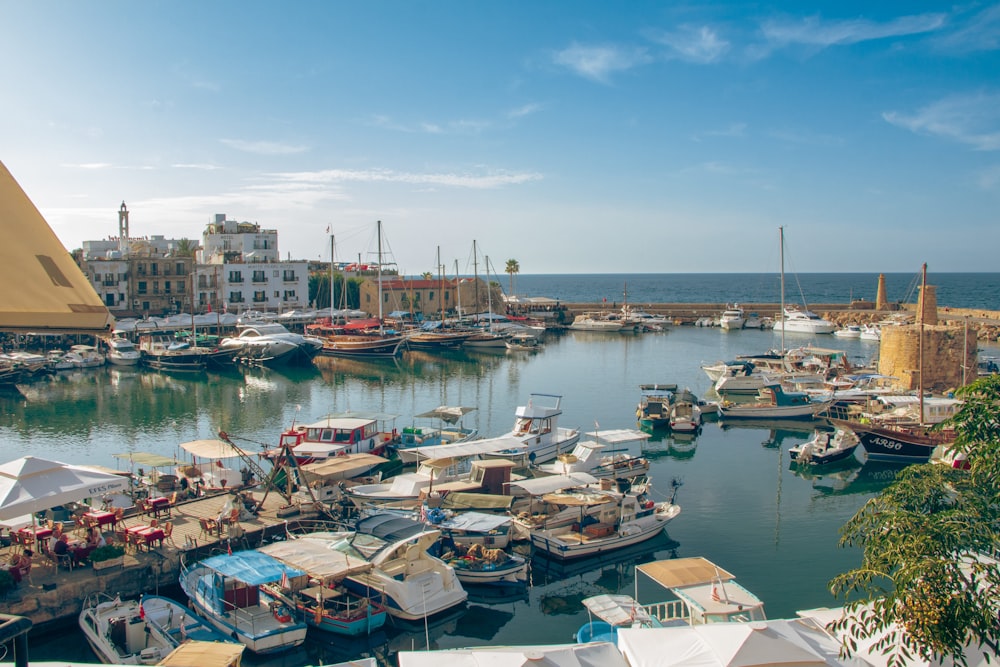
left=173, top=238, right=198, bottom=257
left=830, top=374, right=1000, bottom=666
left=421, top=272, right=433, bottom=281
left=505, top=259, right=520, bottom=296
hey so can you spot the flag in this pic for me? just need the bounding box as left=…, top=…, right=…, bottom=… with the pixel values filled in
left=139, top=601, right=145, bottom=619
left=227, top=540, right=232, bottom=556
left=280, top=569, right=290, bottom=590
left=711, top=584, right=720, bottom=602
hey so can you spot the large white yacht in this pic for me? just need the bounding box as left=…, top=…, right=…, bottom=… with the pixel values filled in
left=219, top=322, right=324, bottom=366
left=771, top=306, right=835, bottom=334
left=718, top=304, right=745, bottom=330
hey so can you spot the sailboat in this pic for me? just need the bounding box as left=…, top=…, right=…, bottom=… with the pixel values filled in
left=831, top=264, right=955, bottom=463
left=310, top=222, right=405, bottom=357
left=464, top=254, right=507, bottom=348
left=771, top=228, right=835, bottom=335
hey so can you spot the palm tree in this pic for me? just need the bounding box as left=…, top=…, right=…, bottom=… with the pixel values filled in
left=505, top=259, right=520, bottom=297
left=173, top=238, right=198, bottom=258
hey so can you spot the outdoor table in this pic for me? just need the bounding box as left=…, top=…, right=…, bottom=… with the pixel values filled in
left=148, top=497, right=171, bottom=517
left=135, top=527, right=165, bottom=551
left=17, top=526, right=53, bottom=546
left=84, top=510, right=117, bottom=530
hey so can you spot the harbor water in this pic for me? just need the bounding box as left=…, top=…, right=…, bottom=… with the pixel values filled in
left=5, top=274, right=1000, bottom=666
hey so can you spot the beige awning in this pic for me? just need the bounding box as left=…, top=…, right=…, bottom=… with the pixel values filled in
left=636, top=557, right=736, bottom=589
left=180, top=439, right=246, bottom=459
left=0, top=161, right=114, bottom=333
left=299, top=454, right=387, bottom=482
left=157, top=641, right=245, bottom=667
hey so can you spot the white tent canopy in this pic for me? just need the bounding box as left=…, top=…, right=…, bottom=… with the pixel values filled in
left=398, top=642, right=628, bottom=667
left=409, top=435, right=526, bottom=461
left=180, top=439, right=247, bottom=460
left=0, top=456, right=130, bottom=520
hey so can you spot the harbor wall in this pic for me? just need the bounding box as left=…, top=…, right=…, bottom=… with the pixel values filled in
left=878, top=324, right=978, bottom=392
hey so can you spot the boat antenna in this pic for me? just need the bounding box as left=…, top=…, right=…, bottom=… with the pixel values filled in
left=329, top=233, right=335, bottom=320
left=919, top=262, right=926, bottom=425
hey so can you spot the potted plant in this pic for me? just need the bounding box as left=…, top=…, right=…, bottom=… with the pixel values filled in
left=89, top=544, right=125, bottom=571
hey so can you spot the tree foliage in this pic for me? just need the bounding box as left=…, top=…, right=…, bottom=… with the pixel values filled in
left=830, top=374, right=1000, bottom=666
left=505, top=258, right=520, bottom=296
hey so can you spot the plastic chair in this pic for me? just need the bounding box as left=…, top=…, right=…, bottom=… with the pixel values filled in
left=54, top=551, right=74, bottom=572
left=198, top=518, right=218, bottom=540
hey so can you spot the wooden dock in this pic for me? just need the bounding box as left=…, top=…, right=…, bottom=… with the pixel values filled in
left=0, top=490, right=349, bottom=628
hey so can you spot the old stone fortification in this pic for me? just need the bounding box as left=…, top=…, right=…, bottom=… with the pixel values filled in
left=878, top=324, right=977, bottom=392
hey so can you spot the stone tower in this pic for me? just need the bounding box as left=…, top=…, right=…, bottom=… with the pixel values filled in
left=875, top=273, right=888, bottom=310
left=917, top=284, right=938, bottom=325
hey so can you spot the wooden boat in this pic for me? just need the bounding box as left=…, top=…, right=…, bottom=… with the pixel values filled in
left=269, top=411, right=401, bottom=463
left=443, top=543, right=529, bottom=587
left=80, top=593, right=238, bottom=665
left=179, top=551, right=308, bottom=654
left=668, top=389, right=703, bottom=432
left=636, top=384, right=677, bottom=429
left=829, top=418, right=953, bottom=463
left=505, top=332, right=541, bottom=351
left=395, top=405, right=479, bottom=463
left=788, top=429, right=860, bottom=466
left=529, top=485, right=680, bottom=561
left=138, top=334, right=212, bottom=372
left=718, top=383, right=829, bottom=420
left=258, top=536, right=388, bottom=637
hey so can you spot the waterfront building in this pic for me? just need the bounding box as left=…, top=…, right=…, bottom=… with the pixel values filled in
left=358, top=276, right=494, bottom=319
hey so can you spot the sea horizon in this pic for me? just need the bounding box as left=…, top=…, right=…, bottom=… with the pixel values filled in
left=507, top=272, right=1000, bottom=311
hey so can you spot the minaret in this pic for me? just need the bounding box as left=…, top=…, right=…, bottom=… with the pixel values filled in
left=118, top=201, right=130, bottom=256
left=875, top=273, right=888, bottom=310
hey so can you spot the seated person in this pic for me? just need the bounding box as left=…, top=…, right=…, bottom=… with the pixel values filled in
left=53, top=533, right=87, bottom=565
left=10, top=549, right=32, bottom=583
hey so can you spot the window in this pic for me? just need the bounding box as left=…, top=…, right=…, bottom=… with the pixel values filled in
left=151, top=263, right=159, bottom=276
left=164, top=281, right=171, bottom=294
left=137, top=281, right=148, bottom=294
left=429, top=291, right=435, bottom=301
left=229, top=271, right=243, bottom=283
left=252, top=270, right=266, bottom=283
left=253, top=291, right=266, bottom=303
left=177, top=280, right=185, bottom=292
left=283, top=290, right=296, bottom=301
left=282, top=270, right=296, bottom=281
left=228, top=292, right=244, bottom=303
left=175, top=262, right=184, bottom=276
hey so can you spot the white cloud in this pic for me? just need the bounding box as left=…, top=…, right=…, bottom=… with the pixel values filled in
left=932, top=4, right=1000, bottom=53
left=761, top=12, right=946, bottom=48
left=883, top=93, right=1000, bottom=151
left=653, top=25, right=730, bottom=63
left=552, top=43, right=652, bottom=83
left=271, top=167, right=542, bottom=190
left=507, top=103, right=543, bottom=119
left=61, top=162, right=114, bottom=170
left=219, top=139, right=309, bottom=155
left=976, top=164, right=1000, bottom=189
left=172, top=163, right=220, bottom=171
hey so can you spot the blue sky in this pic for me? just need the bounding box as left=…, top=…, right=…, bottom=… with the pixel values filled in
left=2, top=2, right=999, bottom=274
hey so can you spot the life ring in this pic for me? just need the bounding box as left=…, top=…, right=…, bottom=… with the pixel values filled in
left=273, top=605, right=293, bottom=623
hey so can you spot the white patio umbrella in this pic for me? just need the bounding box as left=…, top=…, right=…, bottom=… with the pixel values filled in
left=0, top=456, right=130, bottom=521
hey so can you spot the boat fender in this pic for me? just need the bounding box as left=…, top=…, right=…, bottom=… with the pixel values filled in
left=273, top=604, right=293, bottom=623
left=643, top=500, right=655, bottom=510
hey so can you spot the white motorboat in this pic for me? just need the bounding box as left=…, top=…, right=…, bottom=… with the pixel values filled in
left=106, top=336, right=141, bottom=366
left=636, top=383, right=677, bottom=429
left=65, top=344, right=106, bottom=368
left=668, top=390, right=703, bottom=432
left=346, top=458, right=516, bottom=508
left=568, top=312, right=626, bottom=332
left=505, top=332, right=542, bottom=351
left=80, top=593, right=239, bottom=665
left=772, top=306, right=836, bottom=335
left=484, top=393, right=581, bottom=465
left=535, top=429, right=650, bottom=481
left=342, top=529, right=468, bottom=620
left=529, top=485, right=680, bottom=560
left=833, top=324, right=862, bottom=338
left=179, top=551, right=308, bottom=654
left=859, top=323, right=881, bottom=341
left=444, top=544, right=529, bottom=587
left=395, top=405, right=479, bottom=463
left=219, top=322, right=324, bottom=366
left=789, top=429, right=860, bottom=466
left=718, top=304, right=745, bottom=330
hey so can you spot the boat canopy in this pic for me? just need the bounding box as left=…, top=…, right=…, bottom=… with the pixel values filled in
left=406, top=435, right=525, bottom=461
left=508, top=472, right=598, bottom=496
left=112, top=452, right=180, bottom=468
left=157, top=641, right=245, bottom=667
left=636, top=557, right=736, bottom=589
left=583, top=593, right=656, bottom=627
left=181, top=439, right=246, bottom=460
left=299, top=454, right=386, bottom=482
left=413, top=406, right=478, bottom=423
left=432, top=511, right=511, bottom=533
left=355, top=514, right=428, bottom=542
left=439, top=492, right=514, bottom=511
left=200, top=551, right=305, bottom=586
left=259, top=538, right=373, bottom=583
left=581, top=428, right=651, bottom=445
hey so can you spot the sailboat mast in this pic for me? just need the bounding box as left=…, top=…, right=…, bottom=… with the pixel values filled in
left=919, top=262, right=926, bottom=424
left=377, top=220, right=384, bottom=333
left=485, top=255, right=493, bottom=332
left=330, top=234, right=342, bottom=326
left=437, top=246, right=444, bottom=321
left=779, top=226, right=786, bottom=354
left=454, top=259, right=462, bottom=318
left=472, top=239, right=480, bottom=319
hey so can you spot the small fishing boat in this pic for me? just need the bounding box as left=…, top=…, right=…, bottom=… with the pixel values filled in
left=529, top=485, right=680, bottom=561
left=788, top=429, right=860, bottom=466
left=505, top=332, right=541, bottom=351
left=179, top=551, right=308, bottom=654
left=444, top=543, right=529, bottom=587
left=482, top=393, right=580, bottom=466
left=395, top=405, right=479, bottom=463
left=668, top=389, right=703, bottom=433
left=80, top=593, right=238, bottom=665
left=534, top=429, right=650, bottom=481
left=635, top=384, right=676, bottom=429
left=258, top=536, right=389, bottom=637
left=718, top=383, right=829, bottom=420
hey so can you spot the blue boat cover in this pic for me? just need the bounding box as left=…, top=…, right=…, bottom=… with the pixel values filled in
left=200, top=550, right=305, bottom=585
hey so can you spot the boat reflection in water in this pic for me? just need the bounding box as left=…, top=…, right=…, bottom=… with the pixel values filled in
left=794, top=459, right=909, bottom=497
left=719, top=418, right=819, bottom=449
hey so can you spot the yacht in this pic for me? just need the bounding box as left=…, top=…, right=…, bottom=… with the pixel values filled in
left=219, top=322, right=324, bottom=366
left=833, top=324, right=862, bottom=338
left=772, top=306, right=835, bottom=335
left=106, top=336, right=141, bottom=366
left=718, top=304, right=745, bottom=331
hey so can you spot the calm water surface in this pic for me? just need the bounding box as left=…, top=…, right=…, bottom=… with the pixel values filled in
left=5, top=324, right=996, bottom=666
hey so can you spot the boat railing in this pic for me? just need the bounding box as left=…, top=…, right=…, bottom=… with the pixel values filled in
left=642, top=600, right=689, bottom=624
